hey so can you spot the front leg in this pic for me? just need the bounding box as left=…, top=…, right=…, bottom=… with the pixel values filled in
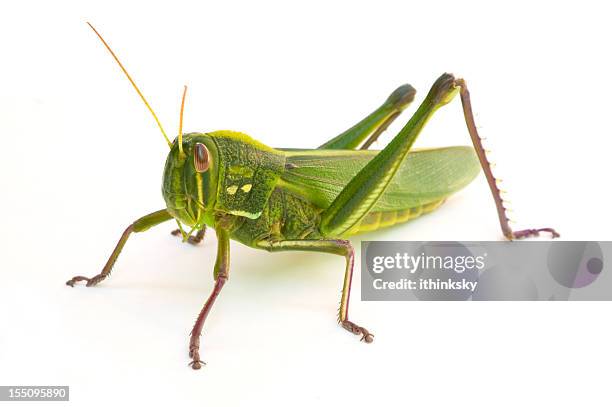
left=66, top=209, right=172, bottom=287
left=257, top=239, right=373, bottom=343
left=188, top=227, right=230, bottom=369
left=171, top=226, right=206, bottom=245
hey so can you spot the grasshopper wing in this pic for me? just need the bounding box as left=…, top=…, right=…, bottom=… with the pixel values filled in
left=279, top=146, right=480, bottom=226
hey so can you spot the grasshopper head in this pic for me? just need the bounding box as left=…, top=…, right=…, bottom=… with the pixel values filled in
left=162, top=132, right=219, bottom=229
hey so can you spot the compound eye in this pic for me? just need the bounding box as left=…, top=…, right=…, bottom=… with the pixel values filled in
left=193, top=143, right=210, bottom=172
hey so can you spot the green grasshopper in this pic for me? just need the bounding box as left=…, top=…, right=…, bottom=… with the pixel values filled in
left=67, top=23, right=559, bottom=369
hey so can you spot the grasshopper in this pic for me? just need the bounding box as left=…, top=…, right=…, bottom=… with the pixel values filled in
left=67, top=23, right=559, bottom=369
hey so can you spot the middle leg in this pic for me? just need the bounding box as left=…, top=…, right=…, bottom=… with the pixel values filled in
left=257, top=239, right=373, bottom=343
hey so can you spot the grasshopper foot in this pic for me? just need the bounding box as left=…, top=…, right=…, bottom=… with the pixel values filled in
left=188, top=336, right=206, bottom=369
left=171, top=229, right=206, bottom=245
left=512, top=228, right=560, bottom=240
left=66, top=274, right=107, bottom=287
left=342, top=320, right=374, bottom=343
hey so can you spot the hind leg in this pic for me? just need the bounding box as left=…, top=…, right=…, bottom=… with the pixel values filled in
left=319, top=73, right=559, bottom=240
left=454, top=78, right=559, bottom=239
left=318, top=84, right=416, bottom=150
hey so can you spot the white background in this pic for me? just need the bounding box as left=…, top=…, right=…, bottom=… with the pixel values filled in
left=1, top=1, right=611, bottom=406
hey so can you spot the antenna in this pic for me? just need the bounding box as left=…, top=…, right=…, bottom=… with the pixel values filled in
left=178, top=85, right=188, bottom=157
left=86, top=22, right=172, bottom=148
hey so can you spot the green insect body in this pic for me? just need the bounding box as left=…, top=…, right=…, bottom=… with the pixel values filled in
left=68, top=24, right=559, bottom=370
left=163, top=130, right=480, bottom=246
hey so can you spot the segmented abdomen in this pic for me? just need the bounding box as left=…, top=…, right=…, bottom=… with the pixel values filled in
left=349, top=199, right=445, bottom=235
